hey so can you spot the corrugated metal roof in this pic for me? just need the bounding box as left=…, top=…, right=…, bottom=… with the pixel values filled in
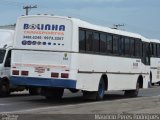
left=0, top=25, right=15, bottom=30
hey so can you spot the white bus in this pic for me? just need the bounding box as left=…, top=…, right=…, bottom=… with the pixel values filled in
left=11, top=15, right=150, bottom=100
left=0, top=29, right=40, bottom=96
left=0, top=29, right=14, bottom=96
left=150, top=39, right=160, bottom=85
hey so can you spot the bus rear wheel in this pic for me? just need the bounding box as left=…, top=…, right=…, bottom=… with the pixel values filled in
left=29, top=87, right=40, bottom=95
left=42, top=88, right=64, bottom=100
left=124, top=81, right=140, bottom=97
left=83, top=79, right=105, bottom=101
left=97, top=79, right=105, bottom=100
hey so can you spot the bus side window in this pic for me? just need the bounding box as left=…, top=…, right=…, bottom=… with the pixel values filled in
left=106, top=34, right=113, bottom=54
left=93, top=32, right=100, bottom=53
left=135, top=39, right=140, bottom=57
left=156, top=44, right=158, bottom=57
left=79, top=29, right=86, bottom=52
left=153, top=43, right=157, bottom=57
left=130, top=38, right=135, bottom=57
left=142, top=43, right=150, bottom=65
left=86, top=31, right=93, bottom=52
left=142, top=43, right=145, bottom=64
left=157, top=44, right=160, bottom=57
left=119, top=37, right=125, bottom=56
left=158, top=44, right=160, bottom=57
left=151, top=43, right=154, bottom=56
left=100, top=33, right=107, bottom=53
left=4, top=50, right=11, bottom=67
left=124, top=37, right=130, bottom=56
left=113, top=35, right=119, bottom=54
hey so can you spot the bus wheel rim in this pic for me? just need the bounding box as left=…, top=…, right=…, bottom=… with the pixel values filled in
left=98, top=83, right=104, bottom=98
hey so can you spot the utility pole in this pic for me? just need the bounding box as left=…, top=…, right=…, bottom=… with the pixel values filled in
left=23, top=5, right=37, bottom=15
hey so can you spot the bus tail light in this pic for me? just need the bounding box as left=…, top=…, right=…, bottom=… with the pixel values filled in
left=61, top=73, right=69, bottom=78
left=12, top=70, right=19, bottom=75
left=21, top=71, right=29, bottom=76
left=51, top=73, right=59, bottom=78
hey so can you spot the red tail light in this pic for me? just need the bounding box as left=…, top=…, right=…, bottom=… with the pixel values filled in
left=61, top=73, right=69, bottom=78
left=51, top=73, right=59, bottom=78
left=12, top=70, right=19, bottom=75
left=21, top=71, right=29, bottom=76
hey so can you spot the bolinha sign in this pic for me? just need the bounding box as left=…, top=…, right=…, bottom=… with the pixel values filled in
left=14, top=16, right=72, bottom=51
left=23, top=24, right=65, bottom=31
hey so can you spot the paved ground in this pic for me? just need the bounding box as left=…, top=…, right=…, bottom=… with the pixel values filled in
left=0, top=86, right=160, bottom=120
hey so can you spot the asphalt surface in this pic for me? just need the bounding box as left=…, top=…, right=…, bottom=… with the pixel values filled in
left=0, top=86, right=159, bottom=113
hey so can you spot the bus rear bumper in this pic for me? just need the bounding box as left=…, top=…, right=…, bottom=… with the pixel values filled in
left=10, top=76, right=77, bottom=89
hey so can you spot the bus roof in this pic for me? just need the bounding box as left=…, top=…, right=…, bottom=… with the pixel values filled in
left=150, top=39, right=160, bottom=43
left=18, top=15, right=150, bottom=42
left=0, top=29, right=14, bottom=48
left=72, top=17, right=150, bottom=42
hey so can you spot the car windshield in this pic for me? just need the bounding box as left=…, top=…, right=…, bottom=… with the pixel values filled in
left=0, top=49, right=6, bottom=64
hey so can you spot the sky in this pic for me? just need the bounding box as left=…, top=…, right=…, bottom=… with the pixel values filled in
left=0, top=0, right=160, bottom=39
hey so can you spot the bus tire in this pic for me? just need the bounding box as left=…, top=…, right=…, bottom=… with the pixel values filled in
left=150, top=72, right=153, bottom=86
left=42, top=88, right=64, bottom=100
left=69, top=88, right=79, bottom=93
left=0, top=80, right=10, bottom=97
left=83, top=79, right=105, bottom=101
left=124, top=81, right=140, bottom=97
left=96, top=79, right=105, bottom=100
